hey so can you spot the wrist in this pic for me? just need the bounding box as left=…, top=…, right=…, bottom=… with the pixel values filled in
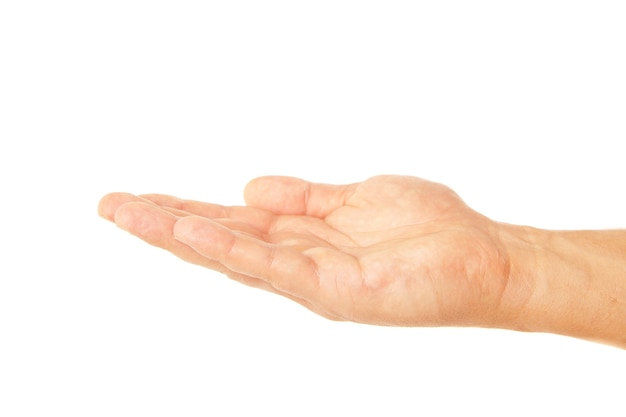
left=498, top=224, right=626, bottom=348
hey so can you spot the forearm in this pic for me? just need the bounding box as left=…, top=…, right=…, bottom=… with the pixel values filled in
left=501, top=225, right=626, bottom=348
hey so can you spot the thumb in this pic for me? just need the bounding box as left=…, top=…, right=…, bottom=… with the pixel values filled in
left=244, top=176, right=355, bottom=217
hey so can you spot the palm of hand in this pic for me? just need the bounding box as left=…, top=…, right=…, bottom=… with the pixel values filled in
left=100, top=175, right=511, bottom=327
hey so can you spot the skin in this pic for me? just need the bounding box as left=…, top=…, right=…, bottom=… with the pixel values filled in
left=98, top=175, right=626, bottom=349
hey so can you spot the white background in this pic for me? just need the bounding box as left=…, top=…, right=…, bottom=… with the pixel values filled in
left=1, top=1, right=625, bottom=415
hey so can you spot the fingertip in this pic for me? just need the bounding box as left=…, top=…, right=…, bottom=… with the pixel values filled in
left=243, top=176, right=308, bottom=210
left=112, top=201, right=146, bottom=232
left=98, top=192, right=136, bottom=221
left=172, top=215, right=215, bottom=244
left=113, top=202, right=181, bottom=248
left=172, top=215, right=196, bottom=241
left=243, top=176, right=270, bottom=206
left=173, top=216, right=235, bottom=258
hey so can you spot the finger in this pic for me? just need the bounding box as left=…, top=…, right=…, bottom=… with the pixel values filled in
left=173, top=215, right=322, bottom=300
left=98, top=192, right=157, bottom=221
left=243, top=176, right=357, bottom=218
left=113, top=203, right=291, bottom=298
left=111, top=202, right=341, bottom=319
left=113, top=202, right=271, bottom=266
left=113, top=202, right=260, bottom=274
left=140, top=193, right=225, bottom=216
left=156, top=207, right=268, bottom=240
left=140, top=193, right=275, bottom=232
left=114, top=201, right=212, bottom=259
left=142, top=204, right=267, bottom=239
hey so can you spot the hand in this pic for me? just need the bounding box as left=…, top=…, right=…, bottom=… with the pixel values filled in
left=98, top=175, right=525, bottom=328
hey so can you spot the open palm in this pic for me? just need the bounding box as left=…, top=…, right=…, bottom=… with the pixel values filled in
left=99, top=175, right=517, bottom=327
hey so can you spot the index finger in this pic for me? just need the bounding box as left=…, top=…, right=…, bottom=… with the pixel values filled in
left=173, top=215, right=322, bottom=300
left=140, top=193, right=275, bottom=233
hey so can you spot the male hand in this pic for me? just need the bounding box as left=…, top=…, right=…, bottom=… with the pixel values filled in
left=98, top=175, right=523, bottom=328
